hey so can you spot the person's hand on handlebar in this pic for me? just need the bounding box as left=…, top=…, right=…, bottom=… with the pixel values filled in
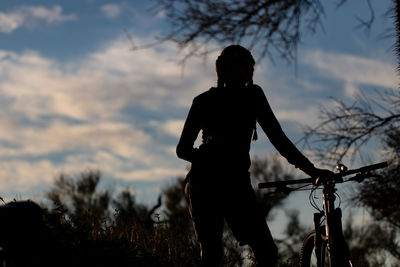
left=310, top=167, right=336, bottom=185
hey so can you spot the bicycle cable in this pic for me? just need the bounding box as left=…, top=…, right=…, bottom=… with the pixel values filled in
left=291, top=184, right=314, bottom=191
left=309, top=186, right=323, bottom=212
left=335, top=192, right=342, bottom=208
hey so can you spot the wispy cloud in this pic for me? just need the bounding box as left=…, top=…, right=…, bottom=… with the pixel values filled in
left=0, top=12, right=23, bottom=33
left=0, top=160, right=56, bottom=191
left=0, top=5, right=76, bottom=33
left=303, top=50, right=397, bottom=96
left=100, top=4, right=123, bottom=19
left=150, top=119, right=185, bottom=138
left=275, top=106, right=322, bottom=127
left=257, top=49, right=397, bottom=129
left=0, top=35, right=214, bottom=195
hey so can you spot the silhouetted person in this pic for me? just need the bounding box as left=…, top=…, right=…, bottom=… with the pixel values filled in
left=177, top=45, right=332, bottom=266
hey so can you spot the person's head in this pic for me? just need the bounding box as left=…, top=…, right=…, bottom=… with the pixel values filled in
left=216, top=45, right=255, bottom=88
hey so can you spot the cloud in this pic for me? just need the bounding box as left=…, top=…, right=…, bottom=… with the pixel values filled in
left=275, top=106, right=321, bottom=126
left=100, top=4, right=122, bottom=19
left=0, top=120, right=151, bottom=159
left=23, top=5, right=76, bottom=23
left=344, top=82, right=360, bottom=97
left=113, top=167, right=186, bottom=181
left=254, top=49, right=397, bottom=130
left=0, top=34, right=215, bottom=195
left=150, top=119, right=185, bottom=138
left=0, top=40, right=213, bottom=122
left=0, top=5, right=76, bottom=33
left=0, top=12, right=24, bottom=33
left=303, top=50, right=397, bottom=95
left=0, top=160, right=57, bottom=191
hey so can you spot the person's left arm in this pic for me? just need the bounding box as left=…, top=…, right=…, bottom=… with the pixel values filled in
left=254, top=85, right=330, bottom=178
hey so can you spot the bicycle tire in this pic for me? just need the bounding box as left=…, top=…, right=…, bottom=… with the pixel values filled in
left=300, top=229, right=354, bottom=267
left=299, top=228, right=328, bottom=267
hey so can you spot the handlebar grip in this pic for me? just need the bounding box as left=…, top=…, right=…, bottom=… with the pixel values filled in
left=344, top=161, right=388, bottom=176
left=366, top=161, right=388, bottom=170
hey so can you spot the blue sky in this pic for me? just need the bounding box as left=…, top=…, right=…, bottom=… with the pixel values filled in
left=0, top=0, right=397, bottom=218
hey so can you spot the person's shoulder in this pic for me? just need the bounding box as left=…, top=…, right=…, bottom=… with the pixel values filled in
left=247, top=84, right=266, bottom=97
left=193, top=87, right=217, bottom=103
left=248, top=83, right=263, bottom=92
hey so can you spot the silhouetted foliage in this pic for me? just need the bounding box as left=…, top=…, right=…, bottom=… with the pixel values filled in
left=300, top=0, right=400, bottom=263
left=42, top=171, right=170, bottom=266
left=150, top=0, right=386, bottom=64
left=301, top=93, right=400, bottom=264
left=8, top=157, right=393, bottom=266
left=153, top=0, right=325, bottom=63
left=342, top=217, right=399, bottom=266
left=302, top=90, right=400, bottom=165
left=358, top=140, right=400, bottom=229
left=47, top=170, right=111, bottom=237
left=351, top=128, right=400, bottom=263
left=274, top=211, right=311, bottom=266
left=161, top=177, right=201, bottom=266
left=251, top=155, right=294, bottom=220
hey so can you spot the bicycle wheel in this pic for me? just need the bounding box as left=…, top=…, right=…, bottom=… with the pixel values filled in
left=300, top=229, right=354, bottom=267
left=299, top=228, right=328, bottom=267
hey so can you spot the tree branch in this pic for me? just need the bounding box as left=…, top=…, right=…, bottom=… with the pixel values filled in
left=301, top=90, right=400, bottom=165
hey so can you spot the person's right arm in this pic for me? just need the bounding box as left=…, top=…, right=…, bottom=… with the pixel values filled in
left=176, top=97, right=202, bottom=162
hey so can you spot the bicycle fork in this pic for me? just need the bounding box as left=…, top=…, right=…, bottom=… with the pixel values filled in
left=312, top=212, right=324, bottom=267
left=323, top=185, right=353, bottom=267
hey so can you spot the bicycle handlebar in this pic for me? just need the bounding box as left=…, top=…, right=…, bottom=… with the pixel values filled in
left=258, top=178, right=314, bottom=189
left=258, top=161, right=388, bottom=189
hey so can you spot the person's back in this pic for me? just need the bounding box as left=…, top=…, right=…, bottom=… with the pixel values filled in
left=182, top=85, right=259, bottom=170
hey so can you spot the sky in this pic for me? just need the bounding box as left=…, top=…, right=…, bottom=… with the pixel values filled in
left=0, top=0, right=398, bottom=228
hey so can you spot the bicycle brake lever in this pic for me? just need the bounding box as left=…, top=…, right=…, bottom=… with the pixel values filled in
left=353, top=173, right=365, bottom=183
left=277, top=185, right=293, bottom=195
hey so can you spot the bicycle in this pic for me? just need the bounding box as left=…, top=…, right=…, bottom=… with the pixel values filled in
left=258, top=161, right=388, bottom=267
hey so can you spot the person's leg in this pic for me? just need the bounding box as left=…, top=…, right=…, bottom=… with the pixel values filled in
left=193, top=213, right=224, bottom=267
left=247, top=227, right=278, bottom=267
left=199, top=234, right=224, bottom=267
left=185, top=176, right=224, bottom=266
left=224, top=176, right=278, bottom=267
